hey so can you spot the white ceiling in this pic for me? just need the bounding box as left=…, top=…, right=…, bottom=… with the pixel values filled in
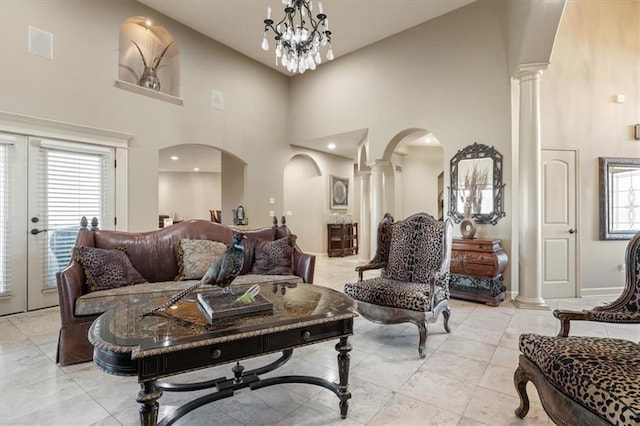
left=142, top=0, right=471, bottom=162
left=159, top=144, right=221, bottom=172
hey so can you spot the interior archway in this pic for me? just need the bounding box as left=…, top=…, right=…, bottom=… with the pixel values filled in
left=284, top=154, right=323, bottom=253
left=158, top=144, right=246, bottom=227
left=382, top=129, right=444, bottom=220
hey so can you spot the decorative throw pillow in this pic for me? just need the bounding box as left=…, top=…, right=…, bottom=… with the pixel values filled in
left=73, top=246, right=146, bottom=292
left=251, top=235, right=296, bottom=276
left=176, top=239, right=228, bottom=280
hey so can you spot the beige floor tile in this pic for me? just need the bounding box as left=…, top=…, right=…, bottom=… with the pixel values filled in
left=368, top=393, right=461, bottom=426
left=0, top=256, right=619, bottom=425
left=463, top=387, right=549, bottom=425
left=398, top=369, right=476, bottom=414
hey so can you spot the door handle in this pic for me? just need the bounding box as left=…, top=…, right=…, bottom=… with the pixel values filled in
left=30, top=228, right=48, bottom=235
left=568, top=228, right=577, bottom=234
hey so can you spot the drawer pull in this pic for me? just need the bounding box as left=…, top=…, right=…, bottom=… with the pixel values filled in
left=211, top=349, right=222, bottom=359
left=302, top=330, right=311, bottom=341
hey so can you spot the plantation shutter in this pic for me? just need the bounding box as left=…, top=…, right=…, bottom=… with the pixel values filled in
left=36, top=139, right=115, bottom=287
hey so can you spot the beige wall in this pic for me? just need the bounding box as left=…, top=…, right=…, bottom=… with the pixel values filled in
left=398, top=146, right=445, bottom=220
left=159, top=172, right=221, bottom=222
left=0, top=0, right=289, bottom=232
left=540, top=0, right=640, bottom=292
left=1, top=0, right=636, bottom=295
left=289, top=0, right=514, bottom=284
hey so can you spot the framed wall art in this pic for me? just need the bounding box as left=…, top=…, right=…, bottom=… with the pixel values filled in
left=330, top=175, right=349, bottom=209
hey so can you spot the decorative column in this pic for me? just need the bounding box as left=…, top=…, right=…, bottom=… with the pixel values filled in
left=513, top=63, right=549, bottom=310
left=367, top=160, right=389, bottom=256
left=358, top=170, right=371, bottom=260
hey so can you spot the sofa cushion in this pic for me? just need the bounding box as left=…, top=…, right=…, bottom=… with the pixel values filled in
left=382, top=217, right=444, bottom=283
left=75, top=274, right=302, bottom=316
left=176, top=239, right=228, bottom=280
left=344, top=277, right=431, bottom=311
left=519, top=333, right=640, bottom=425
left=251, top=235, right=296, bottom=276
left=73, top=246, right=146, bottom=292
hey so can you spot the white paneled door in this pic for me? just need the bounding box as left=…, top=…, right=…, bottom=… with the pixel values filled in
left=0, top=132, right=115, bottom=315
left=541, top=148, right=578, bottom=298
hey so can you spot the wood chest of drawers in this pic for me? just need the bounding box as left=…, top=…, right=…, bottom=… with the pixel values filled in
left=449, top=238, right=508, bottom=306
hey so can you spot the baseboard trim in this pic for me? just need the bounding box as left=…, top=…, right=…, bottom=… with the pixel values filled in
left=580, top=287, right=624, bottom=298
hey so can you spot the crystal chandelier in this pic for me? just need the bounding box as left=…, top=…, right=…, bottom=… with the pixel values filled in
left=261, top=0, right=334, bottom=74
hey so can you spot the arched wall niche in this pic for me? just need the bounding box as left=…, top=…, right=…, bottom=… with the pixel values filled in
left=118, top=16, right=180, bottom=98
left=284, top=154, right=324, bottom=253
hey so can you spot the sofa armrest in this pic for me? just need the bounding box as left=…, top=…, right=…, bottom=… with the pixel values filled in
left=293, top=248, right=316, bottom=284
left=56, top=261, right=87, bottom=325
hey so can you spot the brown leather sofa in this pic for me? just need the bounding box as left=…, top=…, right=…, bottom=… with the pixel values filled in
left=56, top=218, right=315, bottom=366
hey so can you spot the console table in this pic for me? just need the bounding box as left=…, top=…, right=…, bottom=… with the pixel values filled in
left=327, top=223, right=359, bottom=257
left=449, top=238, right=508, bottom=306
left=89, top=282, right=355, bottom=425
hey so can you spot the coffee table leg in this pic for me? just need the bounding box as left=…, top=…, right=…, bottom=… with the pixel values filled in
left=335, top=336, right=352, bottom=418
left=137, top=380, right=162, bottom=426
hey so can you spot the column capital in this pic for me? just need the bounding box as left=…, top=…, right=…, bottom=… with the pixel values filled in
left=356, top=169, right=371, bottom=178
left=514, top=62, right=549, bottom=81
left=366, top=159, right=390, bottom=171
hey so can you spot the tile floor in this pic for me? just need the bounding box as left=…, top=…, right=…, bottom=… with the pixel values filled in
left=1, top=256, right=639, bottom=425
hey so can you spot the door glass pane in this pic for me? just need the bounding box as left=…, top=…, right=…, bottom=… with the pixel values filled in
left=0, top=142, right=11, bottom=294
left=39, top=146, right=114, bottom=287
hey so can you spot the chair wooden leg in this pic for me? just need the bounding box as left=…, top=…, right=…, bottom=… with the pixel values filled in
left=417, top=321, right=427, bottom=359
left=442, top=305, right=451, bottom=333
left=513, top=365, right=531, bottom=418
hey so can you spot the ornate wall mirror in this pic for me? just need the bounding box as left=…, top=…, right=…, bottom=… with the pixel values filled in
left=599, top=157, right=640, bottom=240
left=449, top=142, right=505, bottom=225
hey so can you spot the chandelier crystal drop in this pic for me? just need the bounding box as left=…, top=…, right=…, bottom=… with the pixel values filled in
left=262, top=0, right=334, bottom=74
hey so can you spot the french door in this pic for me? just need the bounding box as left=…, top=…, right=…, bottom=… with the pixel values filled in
left=0, top=132, right=115, bottom=315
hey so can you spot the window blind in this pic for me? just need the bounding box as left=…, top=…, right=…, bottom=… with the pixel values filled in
left=0, top=140, right=13, bottom=295
left=37, top=141, right=115, bottom=287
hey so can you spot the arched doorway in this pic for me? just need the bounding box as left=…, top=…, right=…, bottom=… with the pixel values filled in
left=158, top=144, right=246, bottom=226
left=284, top=154, right=323, bottom=253
left=382, top=129, right=444, bottom=220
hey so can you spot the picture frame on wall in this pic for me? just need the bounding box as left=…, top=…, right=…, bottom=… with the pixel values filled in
left=330, top=175, right=349, bottom=209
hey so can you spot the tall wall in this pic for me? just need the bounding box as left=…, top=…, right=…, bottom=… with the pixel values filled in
left=289, top=0, right=514, bottom=279
left=540, top=0, right=640, bottom=291
left=0, top=0, right=289, bottom=231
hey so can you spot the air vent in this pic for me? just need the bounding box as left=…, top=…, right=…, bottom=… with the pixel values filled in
left=28, top=26, right=53, bottom=59
left=212, top=91, right=224, bottom=110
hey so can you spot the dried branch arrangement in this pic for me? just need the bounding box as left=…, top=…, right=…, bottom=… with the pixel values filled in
left=460, top=163, right=489, bottom=215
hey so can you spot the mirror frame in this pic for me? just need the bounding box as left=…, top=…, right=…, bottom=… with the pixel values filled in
left=449, top=142, right=506, bottom=225
left=599, top=156, right=640, bottom=240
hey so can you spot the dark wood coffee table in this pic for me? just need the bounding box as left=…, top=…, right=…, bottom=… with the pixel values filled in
left=89, top=281, right=355, bottom=426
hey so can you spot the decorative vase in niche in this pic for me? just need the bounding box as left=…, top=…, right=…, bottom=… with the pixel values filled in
left=139, top=67, right=161, bottom=91
left=460, top=200, right=477, bottom=239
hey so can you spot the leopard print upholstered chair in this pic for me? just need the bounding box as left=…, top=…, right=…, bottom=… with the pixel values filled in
left=344, top=212, right=453, bottom=358
left=513, top=231, right=640, bottom=425
left=554, top=230, right=640, bottom=336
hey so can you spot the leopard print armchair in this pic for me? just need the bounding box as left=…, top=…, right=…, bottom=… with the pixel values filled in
left=344, top=212, right=453, bottom=358
left=554, top=230, right=640, bottom=336
left=514, top=231, right=640, bottom=425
